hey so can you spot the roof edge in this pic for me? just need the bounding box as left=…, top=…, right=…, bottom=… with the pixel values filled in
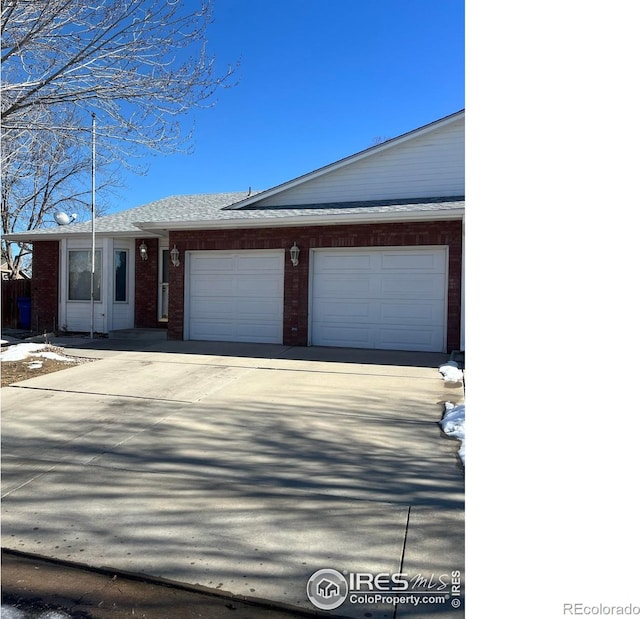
left=3, top=230, right=161, bottom=243
left=223, top=109, right=465, bottom=210
left=134, top=208, right=465, bottom=233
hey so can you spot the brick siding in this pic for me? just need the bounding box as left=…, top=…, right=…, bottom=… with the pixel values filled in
left=134, top=238, right=162, bottom=328
left=31, top=241, right=59, bottom=333
left=165, top=220, right=463, bottom=352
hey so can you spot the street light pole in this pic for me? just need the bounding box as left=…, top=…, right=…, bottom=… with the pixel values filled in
left=90, top=113, right=96, bottom=339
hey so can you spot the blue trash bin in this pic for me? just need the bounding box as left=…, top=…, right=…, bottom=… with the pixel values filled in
left=17, top=297, right=31, bottom=329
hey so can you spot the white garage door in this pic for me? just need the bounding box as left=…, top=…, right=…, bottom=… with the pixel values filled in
left=310, top=247, right=447, bottom=352
left=186, top=250, right=284, bottom=343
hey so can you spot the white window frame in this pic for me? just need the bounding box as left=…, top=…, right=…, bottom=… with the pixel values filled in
left=113, top=249, right=129, bottom=303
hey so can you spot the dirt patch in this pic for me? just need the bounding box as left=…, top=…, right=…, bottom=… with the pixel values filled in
left=1, top=347, right=95, bottom=388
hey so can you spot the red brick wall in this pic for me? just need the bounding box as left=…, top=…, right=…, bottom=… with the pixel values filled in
left=134, top=238, right=161, bottom=328
left=165, top=220, right=463, bottom=351
left=31, top=241, right=59, bottom=333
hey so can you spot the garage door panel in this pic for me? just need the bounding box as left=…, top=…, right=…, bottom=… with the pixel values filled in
left=379, top=301, right=445, bottom=324
left=238, top=322, right=282, bottom=339
left=237, top=300, right=282, bottom=318
left=313, top=276, right=373, bottom=296
left=190, top=321, right=235, bottom=340
left=312, top=324, right=372, bottom=348
left=190, top=298, right=282, bottom=320
left=190, top=320, right=281, bottom=343
left=379, top=327, right=442, bottom=351
left=380, top=274, right=446, bottom=298
left=236, top=275, right=281, bottom=296
left=381, top=251, right=446, bottom=272
left=191, top=256, right=235, bottom=271
left=187, top=250, right=284, bottom=344
left=311, top=247, right=447, bottom=352
left=191, top=274, right=234, bottom=294
left=237, top=255, right=282, bottom=271
left=315, top=253, right=373, bottom=271
left=314, top=300, right=372, bottom=322
left=189, top=299, right=235, bottom=319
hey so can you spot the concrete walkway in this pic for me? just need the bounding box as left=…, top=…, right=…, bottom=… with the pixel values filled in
left=1, top=340, right=465, bottom=618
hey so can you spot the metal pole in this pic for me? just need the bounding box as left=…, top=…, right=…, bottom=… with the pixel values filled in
left=90, top=113, right=96, bottom=338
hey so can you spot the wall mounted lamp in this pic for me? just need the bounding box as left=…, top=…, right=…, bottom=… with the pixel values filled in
left=170, top=244, right=180, bottom=267
left=139, top=241, right=148, bottom=261
left=289, top=242, right=300, bottom=267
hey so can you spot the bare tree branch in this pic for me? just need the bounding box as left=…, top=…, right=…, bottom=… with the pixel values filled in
left=1, top=0, right=236, bottom=277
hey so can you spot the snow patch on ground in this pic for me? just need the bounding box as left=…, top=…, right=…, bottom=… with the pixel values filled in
left=441, top=402, right=465, bottom=465
left=438, top=361, right=464, bottom=383
left=0, top=343, right=76, bottom=363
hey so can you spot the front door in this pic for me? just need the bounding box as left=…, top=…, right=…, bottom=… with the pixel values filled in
left=158, top=247, right=169, bottom=322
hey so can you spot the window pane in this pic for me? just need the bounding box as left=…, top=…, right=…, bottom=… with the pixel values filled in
left=68, top=250, right=101, bottom=301
left=114, top=250, right=127, bottom=302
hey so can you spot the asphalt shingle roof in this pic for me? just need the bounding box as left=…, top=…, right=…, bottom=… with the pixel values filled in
left=6, top=193, right=464, bottom=239
left=132, top=195, right=465, bottom=231
left=18, top=192, right=251, bottom=236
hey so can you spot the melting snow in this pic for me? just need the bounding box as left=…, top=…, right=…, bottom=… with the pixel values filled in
left=0, top=343, right=75, bottom=363
left=441, top=402, right=465, bottom=465
left=438, top=361, right=464, bottom=383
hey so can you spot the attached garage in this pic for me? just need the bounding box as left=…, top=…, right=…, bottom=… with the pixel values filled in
left=309, top=247, right=448, bottom=352
left=185, top=250, right=284, bottom=343
left=9, top=112, right=464, bottom=351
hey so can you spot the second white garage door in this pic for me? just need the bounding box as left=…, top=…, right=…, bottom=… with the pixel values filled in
left=186, top=250, right=284, bottom=343
left=310, top=247, right=447, bottom=352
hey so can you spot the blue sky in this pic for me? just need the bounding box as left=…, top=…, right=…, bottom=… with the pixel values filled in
left=110, top=0, right=464, bottom=212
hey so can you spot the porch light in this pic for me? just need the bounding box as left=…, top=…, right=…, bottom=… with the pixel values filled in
left=289, top=242, right=300, bottom=267
left=139, top=241, right=148, bottom=261
left=170, top=244, right=180, bottom=267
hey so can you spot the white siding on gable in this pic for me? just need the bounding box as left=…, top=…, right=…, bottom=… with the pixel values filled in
left=258, top=118, right=464, bottom=206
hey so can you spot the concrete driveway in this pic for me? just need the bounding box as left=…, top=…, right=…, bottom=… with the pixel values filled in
left=1, top=340, right=465, bottom=618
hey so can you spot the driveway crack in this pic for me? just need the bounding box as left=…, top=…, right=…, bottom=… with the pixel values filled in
left=394, top=505, right=411, bottom=619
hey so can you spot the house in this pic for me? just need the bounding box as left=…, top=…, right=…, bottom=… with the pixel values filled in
left=317, top=578, right=340, bottom=598
left=1, top=260, right=30, bottom=280
left=4, top=110, right=464, bottom=352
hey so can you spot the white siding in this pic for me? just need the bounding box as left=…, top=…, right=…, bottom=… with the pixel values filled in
left=259, top=118, right=464, bottom=206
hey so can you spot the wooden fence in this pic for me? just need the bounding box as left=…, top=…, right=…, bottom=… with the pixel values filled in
left=1, top=279, right=31, bottom=329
